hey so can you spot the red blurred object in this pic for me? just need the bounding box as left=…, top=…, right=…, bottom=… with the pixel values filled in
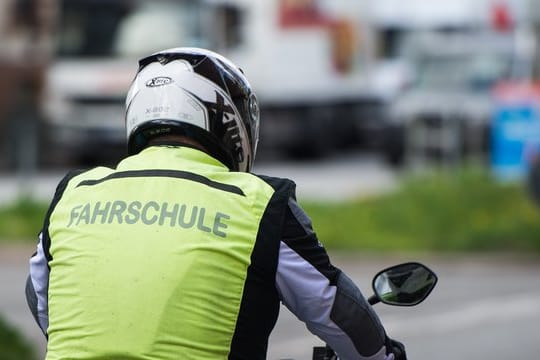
left=492, top=81, right=540, bottom=104
left=491, top=1, right=513, bottom=32
left=279, top=0, right=331, bottom=28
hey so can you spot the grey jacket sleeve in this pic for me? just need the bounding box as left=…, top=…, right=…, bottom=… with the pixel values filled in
left=26, top=232, right=50, bottom=336
left=275, top=198, right=391, bottom=360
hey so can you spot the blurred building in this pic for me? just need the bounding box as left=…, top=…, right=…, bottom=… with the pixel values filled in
left=2, top=0, right=540, bottom=170
left=0, top=0, right=56, bottom=171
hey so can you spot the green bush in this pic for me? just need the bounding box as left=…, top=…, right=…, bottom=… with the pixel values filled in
left=302, top=167, right=540, bottom=252
left=0, top=314, right=36, bottom=360
left=0, top=198, right=48, bottom=242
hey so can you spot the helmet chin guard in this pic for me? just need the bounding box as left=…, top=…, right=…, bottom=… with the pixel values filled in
left=125, top=48, right=259, bottom=172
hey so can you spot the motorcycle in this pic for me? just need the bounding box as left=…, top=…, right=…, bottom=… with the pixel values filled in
left=312, top=262, right=438, bottom=360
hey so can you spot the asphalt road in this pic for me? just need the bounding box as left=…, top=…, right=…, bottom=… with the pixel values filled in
left=2, top=247, right=540, bottom=360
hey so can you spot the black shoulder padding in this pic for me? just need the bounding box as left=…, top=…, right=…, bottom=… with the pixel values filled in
left=254, top=174, right=297, bottom=200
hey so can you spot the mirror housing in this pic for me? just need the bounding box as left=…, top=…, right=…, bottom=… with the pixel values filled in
left=371, top=262, right=437, bottom=306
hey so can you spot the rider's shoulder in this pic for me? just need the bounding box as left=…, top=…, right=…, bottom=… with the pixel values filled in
left=251, top=173, right=296, bottom=194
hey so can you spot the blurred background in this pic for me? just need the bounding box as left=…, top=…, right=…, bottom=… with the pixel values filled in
left=1, top=0, right=540, bottom=359
left=0, top=0, right=539, bottom=174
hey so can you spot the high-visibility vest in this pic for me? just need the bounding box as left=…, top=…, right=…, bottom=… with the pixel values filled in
left=43, top=145, right=294, bottom=360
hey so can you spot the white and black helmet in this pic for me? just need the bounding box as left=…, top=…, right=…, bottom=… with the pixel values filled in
left=125, top=47, right=260, bottom=172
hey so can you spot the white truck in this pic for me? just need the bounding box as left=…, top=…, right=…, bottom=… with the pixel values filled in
left=43, top=0, right=402, bottom=165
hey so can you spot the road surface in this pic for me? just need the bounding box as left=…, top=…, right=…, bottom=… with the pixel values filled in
left=2, top=246, right=540, bottom=359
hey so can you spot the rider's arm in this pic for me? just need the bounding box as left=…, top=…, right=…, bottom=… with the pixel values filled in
left=25, top=170, right=79, bottom=338
left=275, top=198, right=392, bottom=360
left=26, top=232, right=50, bottom=336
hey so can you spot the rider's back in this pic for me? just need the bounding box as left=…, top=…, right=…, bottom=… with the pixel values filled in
left=45, top=145, right=282, bottom=359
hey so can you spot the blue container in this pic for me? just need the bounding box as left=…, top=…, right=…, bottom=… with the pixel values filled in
left=491, top=103, right=540, bottom=181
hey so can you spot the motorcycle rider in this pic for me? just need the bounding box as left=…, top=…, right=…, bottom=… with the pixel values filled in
left=26, top=47, right=406, bottom=359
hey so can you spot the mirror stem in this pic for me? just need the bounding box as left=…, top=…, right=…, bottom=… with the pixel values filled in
left=367, top=294, right=380, bottom=306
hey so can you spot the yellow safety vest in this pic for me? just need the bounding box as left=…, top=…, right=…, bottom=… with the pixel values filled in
left=45, top=145, right=281, bottom=360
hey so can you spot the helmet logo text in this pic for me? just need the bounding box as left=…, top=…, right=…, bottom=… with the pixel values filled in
left=146, top=77, right=173, bottom=87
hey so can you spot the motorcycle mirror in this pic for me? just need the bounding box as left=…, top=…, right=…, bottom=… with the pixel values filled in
left=371, top=262, right=437, bottom=306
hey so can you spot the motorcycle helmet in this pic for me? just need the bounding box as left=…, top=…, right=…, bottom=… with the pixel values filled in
left=125, top=47, right=260, bottom=172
